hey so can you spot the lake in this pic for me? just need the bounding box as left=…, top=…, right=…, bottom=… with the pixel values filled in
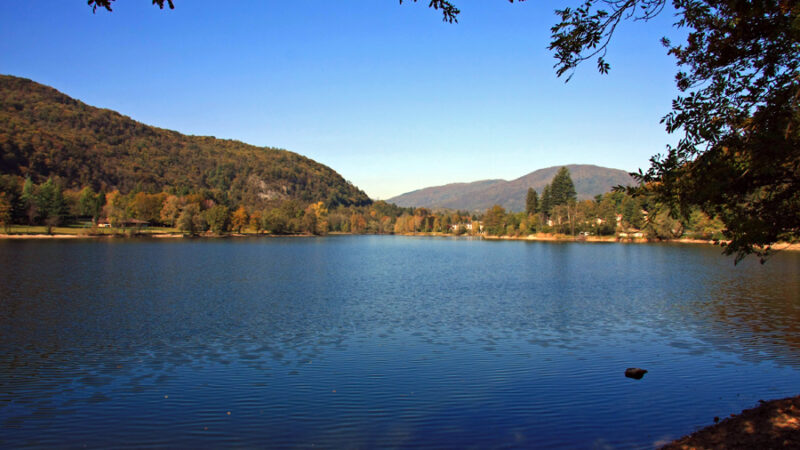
left=1, top=236, right=799, bottom=448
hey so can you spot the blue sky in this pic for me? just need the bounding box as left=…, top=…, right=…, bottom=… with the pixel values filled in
left=0, top=1, right=683, bottom=199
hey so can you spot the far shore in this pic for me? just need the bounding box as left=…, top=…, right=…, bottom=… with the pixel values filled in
left=406, top=232, right=800, bottom=251
left=1, top=229, right=798, bottom=251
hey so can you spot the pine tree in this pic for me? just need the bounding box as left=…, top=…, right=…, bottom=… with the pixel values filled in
left=541, top=184, right=552, bottom=216
left=36, top=178, right=66, bottom=233
left=21, top=178, right=37, bottom=225
left=549, top=167, right=577, bottom=207
left=525, top=188, right=539, bottom=216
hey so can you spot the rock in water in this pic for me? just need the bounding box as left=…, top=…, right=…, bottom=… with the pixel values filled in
left=625, top=368, right=647, bottom=379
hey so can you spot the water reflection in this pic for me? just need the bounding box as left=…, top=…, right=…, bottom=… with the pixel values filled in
left=1, top=237, right=799, bottom=447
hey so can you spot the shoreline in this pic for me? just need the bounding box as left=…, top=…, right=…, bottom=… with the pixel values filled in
left=2, top=230, right=798, bottom=445
left=1, top=231, right=798, bottom=251
left=661, top=395, right=800, bottom=449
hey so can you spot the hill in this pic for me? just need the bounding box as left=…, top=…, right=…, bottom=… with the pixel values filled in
left=388, top=165, right=635, bottom=211
left=0, top=75, right=370, bottom=208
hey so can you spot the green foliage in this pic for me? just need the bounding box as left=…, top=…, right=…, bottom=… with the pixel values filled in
left=646, top=209, right=685, bottom=240
left=80, top=0, right=797, bottom=260
left=685, top=209, right=724, bottom=240
left=204, top=205, right=231, bottom=234
left=549, top=167, right=577, bottom=207
left=105, top=191, right=130, bottom=228
left=88, top=0, right=174, bottom=13
left=0, top=192, right=12, bottom=232
left=390, top=165, right=633, bottom=212
left=177, top=204, right=207, bottom=235
left=0, top=75, right=371, bottom=212
left=301, top=210, right=318, bottom=235
left=621, top=196, right=644, bottom=230
left=548, top=0, right=799, bottom=261
left=21, top=178, right=37, bottom=225
left=262, top=208, right=290, bottom=234
left=525, top=188, right=538, bottom=216
left=35, top=178, right=66, bottom=233
left=537, top=167, right=577, bottom=219
left=484, top=205, right=507, bottom=236
left=0, top=175, right=23, bottom=224
left=159, top=195, right=181, bottom=227
left=78, top=187, right=104, bottom=222
left=540, top=184, right=552, bottom=215
left=90, top=0, right=515, bottom=25
left=647, top=0, right=799, bottom=262
left=397, top=0, right=461, bottom=23
left=595, top=196, right=618, bottom=235
left=130, top=192, right=166, bottom=224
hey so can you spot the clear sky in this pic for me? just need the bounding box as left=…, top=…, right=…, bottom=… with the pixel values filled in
left=0, top=1, right=683, bottom=200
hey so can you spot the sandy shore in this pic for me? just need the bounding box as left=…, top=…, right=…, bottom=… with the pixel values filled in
left=661, top=395, right=800, bottom=449
left=484, top=233, right=617, bottom=242
left=483, top=233, right=800, bottom=251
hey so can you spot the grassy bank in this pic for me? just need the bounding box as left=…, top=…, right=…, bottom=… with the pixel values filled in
left=0, top=224, right=182, bottom=237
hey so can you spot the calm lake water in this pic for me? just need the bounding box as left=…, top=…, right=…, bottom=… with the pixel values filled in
left=1, top=236, right=799, bottom=448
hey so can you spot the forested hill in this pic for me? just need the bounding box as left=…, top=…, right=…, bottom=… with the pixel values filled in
left=389, top=165, right=635, bottom=211
left=0, top=75, right=370, bottom=208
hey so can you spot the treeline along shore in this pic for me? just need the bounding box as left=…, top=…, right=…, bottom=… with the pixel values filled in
left=1, top=167, right=798, bottom=253
left=2, top=76, right=796, bottom=254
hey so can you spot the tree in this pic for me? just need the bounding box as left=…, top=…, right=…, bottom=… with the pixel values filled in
left=549, top=167, right=577, bottom=207
left=177, top=203, right=207, bottom=235
left=104, top=190, right=130, bottom=228
left=87, top=1, right=798, bottom=260
left=301, top=210, right=318, bottom=234
left=36, top=179, right=67, bottom=234
left=78, top=187, right=104, bottom=224
left=88, top=0, right=174, bottom=13
left=540, top=184, right=553, bottom=216
left=0, top=193, right=12, bottom=232
left=622, top=196, right=644, bottom=230
left=350, top=213, right=368, bottom=234
left=687, top=209, right=725, bottom=240
left=647, top=208, right=685, bottom=240
left=231, top=206, right=249, bottom=233
left=526, top=188, right=539, bottom=216
left=306, top=201, right=329, bottom=235
left=262, top=208, right=289, bottom=234
left=1, top=75, right=372, bottom=214
left=596, top=195, right=619, bottom=235
left=484, top=204, right=507, bottom=236
left=249, top=211, right=263, bottom=234
left=21, top=178, right=37, bottom=225
left=548, top=0, right=799, bottom=261
left=92, top=0, right=464, bottom=21
left=160, top=195, right=181, bottom=227
left=204, top=205, right=230, bottom=234
left=0, top=176, right=22, bottom=226
left=130, top=192, right=166, bottom=224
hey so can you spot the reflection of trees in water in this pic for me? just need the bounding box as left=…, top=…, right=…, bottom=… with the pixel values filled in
left=2, top=238, right=800, bottom=443
left=686, top=258, right=800, bottom=366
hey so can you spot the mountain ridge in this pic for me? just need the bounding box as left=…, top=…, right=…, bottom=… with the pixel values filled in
left=388, top=164, right=636, bottom=211
left=0, top=74, right=370, bottom=209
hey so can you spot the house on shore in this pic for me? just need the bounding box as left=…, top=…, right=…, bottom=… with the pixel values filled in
left=98, top=218, right=150, bottom=228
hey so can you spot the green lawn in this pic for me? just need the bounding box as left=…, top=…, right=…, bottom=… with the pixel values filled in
left=3, top=224, right=181, bottom=235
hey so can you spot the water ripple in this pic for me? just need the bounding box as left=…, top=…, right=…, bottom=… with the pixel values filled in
left=0, top=237, right=799, bottom=448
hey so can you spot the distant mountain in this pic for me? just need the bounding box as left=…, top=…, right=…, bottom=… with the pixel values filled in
left=0, top=74, right=370, bottom=208
left=388, top=165, right=636, bottom=211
